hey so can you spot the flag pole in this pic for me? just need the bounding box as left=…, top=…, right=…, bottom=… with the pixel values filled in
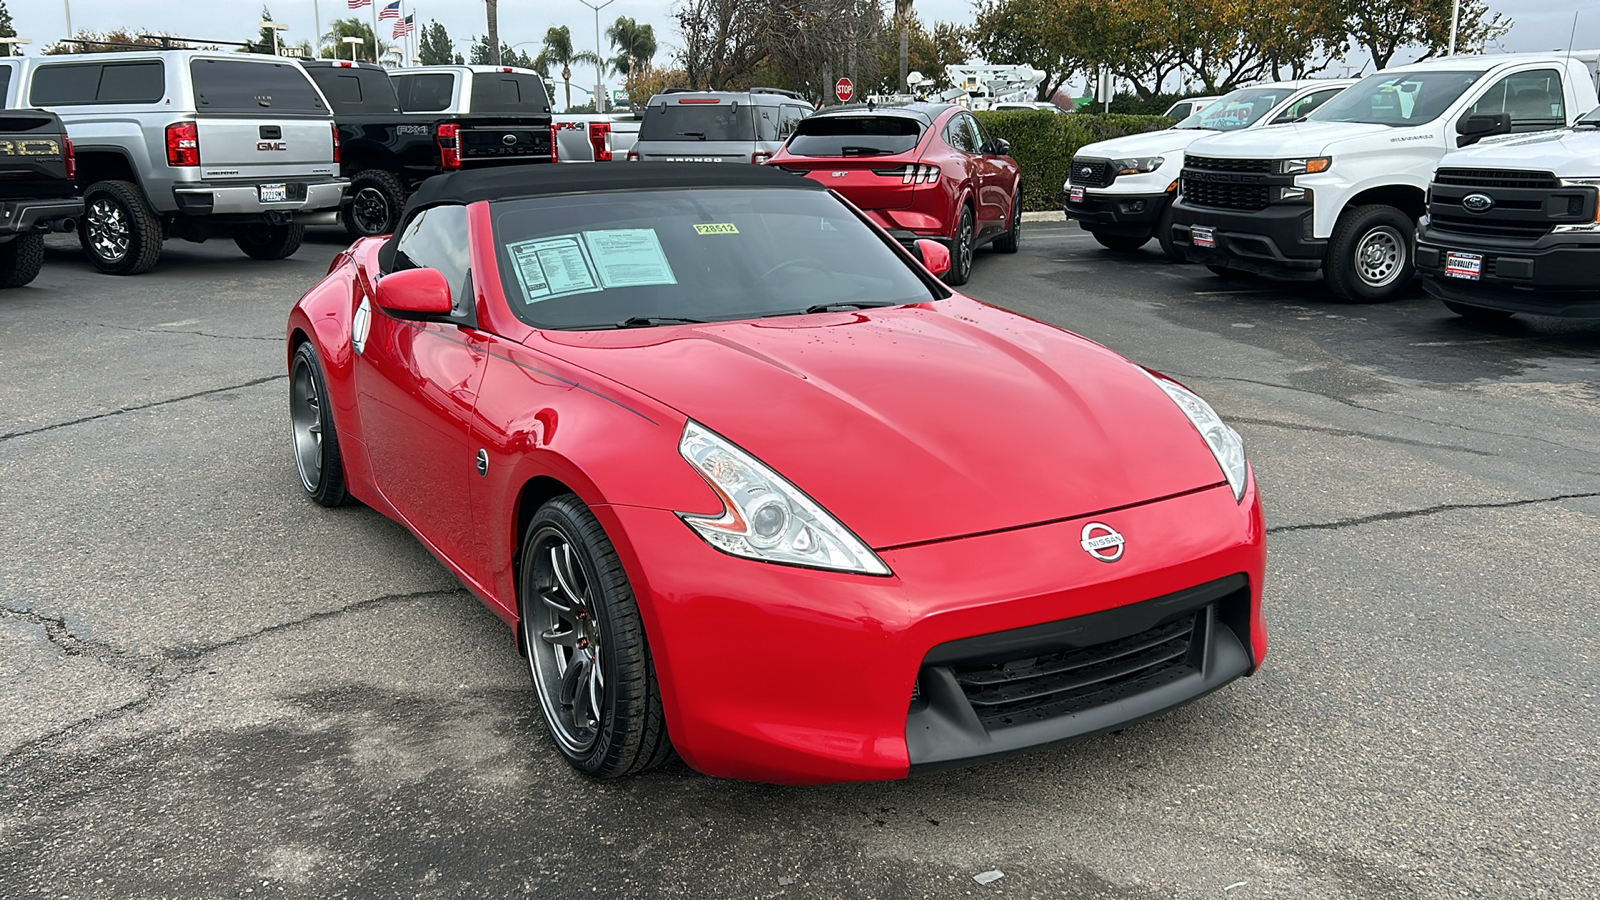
left=313, top=0, right=321, bottom=59
left=371, top=0, right=379, bottom=63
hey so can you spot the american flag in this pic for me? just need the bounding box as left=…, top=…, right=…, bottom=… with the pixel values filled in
left=379, top=1, right=402, bottom=19
left=392, top=14, right=415, bottom=38
left=346, top=0, right=371, bottom=8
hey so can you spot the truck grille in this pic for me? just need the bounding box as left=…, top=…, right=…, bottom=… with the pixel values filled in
left=1070, top=157, right=1115, bottom=188
left=1182, top=179, right=1271, bottom=211
left=1428, top=213, right=1554, bottom=240
left=950, top=611, right=1199, bottom=729
left=1185, top=155, right=1272, bottom=174
left=1434, top=168, right=1559, bottom=190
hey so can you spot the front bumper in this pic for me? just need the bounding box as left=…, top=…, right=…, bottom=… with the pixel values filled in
left=1171, top=200, right=1323, bottom=276
left=1417, top=222, right=1600, bottom=317
left=0, top=196, right=82, bottom=235
left=1063, top=190, right=1170, bottom=238
left=598, top=478, right=1265, bottom=784
left=172, top=177, right=348, bottom=217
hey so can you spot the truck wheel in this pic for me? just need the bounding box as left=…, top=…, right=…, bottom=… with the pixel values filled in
left=1442, top=300, right=1514, bottom=322
left=342, top=170, right=407, bottom=238
left=1156, top=200, right=1185, bottom=262
left=1326, top=205, right=1414, bottom=302
left=80, top=180, right=164, bottom=276
left=235, top=224, right=306, bottom=260
left=1093, top=231, right=1149, bottom=252
left=0, top=234, right=46, bottom=289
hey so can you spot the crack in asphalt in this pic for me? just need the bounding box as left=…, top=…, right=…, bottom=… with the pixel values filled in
left=1267, top=491, right=1600, bottom=535
left=0, top=375, right=286, bottom=443
left=0, top=588, right=462, bottom=770
left=64, top=320, right=286, bottom=343
left=1228, top=415, right=1497, bottom=457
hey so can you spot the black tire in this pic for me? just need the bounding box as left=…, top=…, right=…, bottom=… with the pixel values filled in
left=1325, top=204, right=1414, bottom=303
left=79, top=179, right=164, bottom=276
left=289, top=342, right=352, bottom=507
left=235, top=223, right=306, bottom=261
left=1205, top=263, right=1255, bottom=280
left=992, top=191, right=1021, bottom=254
left=1093, top=231, right=1149, bottom=252
left=943, top=204, right=975, bottom=286
left=1443, top=300, right=1515, bottom=322
left=0, top=234, right=45, bottom=289
left=519, top=494, right=673, bottom=779
left=341, top=169, right=408, bottom=238
left=1156, top=199, right=1185, bottom=262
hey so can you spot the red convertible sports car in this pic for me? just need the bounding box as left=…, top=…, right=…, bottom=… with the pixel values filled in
left=287, top=164, right=1265, bottom=784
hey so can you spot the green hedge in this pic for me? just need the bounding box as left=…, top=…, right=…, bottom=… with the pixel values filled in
left=975, top=111, right=1175, bottom=211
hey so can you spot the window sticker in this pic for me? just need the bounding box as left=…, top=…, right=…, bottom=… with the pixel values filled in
left=694, top=223, right=739, bottom=235
left=505, top=235, right=600, bottom=302
left=582, top=229, right=678, bottom=288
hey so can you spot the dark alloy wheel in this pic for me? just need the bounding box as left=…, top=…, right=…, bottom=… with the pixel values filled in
left=943, top=205, right=975, bottom=286
left=236, top=223, right=305, bottom=261
left=1443, top=300, right=1515, bottom=322
left=993, top=191, right=1021, bottom=254
left=519, top=495, right=673, bottom=778
left=79, top=180, right=163, bottom=275
left=0, top=234, right=46, bottom=289
left=289, top=342, right=351, bottom=507
left=341, top=170, right=407, bottom=238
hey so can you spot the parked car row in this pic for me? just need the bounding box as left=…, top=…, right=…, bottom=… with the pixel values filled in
left=1067, top=51, right=1600, bottom=319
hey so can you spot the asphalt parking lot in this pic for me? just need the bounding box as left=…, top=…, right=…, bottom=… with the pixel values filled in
left=2, top=223, right=1597, bottom=899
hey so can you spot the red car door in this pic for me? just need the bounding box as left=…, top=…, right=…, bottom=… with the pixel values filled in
left=354, top=205, right=488, bottom=566
left=963, top=114, right=1013, bottom=231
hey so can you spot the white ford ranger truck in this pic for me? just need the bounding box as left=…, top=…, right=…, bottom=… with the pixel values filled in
left=1065, top=79, right=1353, bottom=259
left=1170, top=52, right=1600, bottom=301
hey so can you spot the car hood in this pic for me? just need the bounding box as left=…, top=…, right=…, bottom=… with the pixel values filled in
left=535, top=298, right=1227, bottom=549
left=1441, top=128, right=1597, bottom=171
left=1188, top=121, right=1397, bottom=157
left=1077, top=128, right=1211, bottom=159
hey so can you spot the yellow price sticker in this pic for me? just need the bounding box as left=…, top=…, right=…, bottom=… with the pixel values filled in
left=694, top=223, right=739, bottom=235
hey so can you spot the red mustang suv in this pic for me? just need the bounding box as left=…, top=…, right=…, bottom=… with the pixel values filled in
left=766, top=103, right=1021, bottom=286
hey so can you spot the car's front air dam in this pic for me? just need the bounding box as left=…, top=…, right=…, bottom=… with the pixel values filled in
left=597, top=477, right=1264, bottom=784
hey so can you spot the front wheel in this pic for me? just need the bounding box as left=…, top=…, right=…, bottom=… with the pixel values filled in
left=1325, top=204, right=1414, bottom=302
left=235, top=223, right=305, bottom=261
left=1443, top=300, right=1515, bottom=322
left=0, top=234, right=45, bottom=288
left=943, top=205, right=975, bottom=286
left=1093, top=231, right=1149, bottom=252
left=520, top=495, right=673, bottom=779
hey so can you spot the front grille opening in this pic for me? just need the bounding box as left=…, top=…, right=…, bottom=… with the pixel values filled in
left=1071, top=157, right=1116, bottom=188
left=1185, top=155, right=1272, bottom=174
left=948, top=612, right=1200, bottom=730
left=1183, top=180, right=1271, bottom=211
left=1429, top=213, right=1554, bottom=239
left=1434, top=168, right=1559, bottom=190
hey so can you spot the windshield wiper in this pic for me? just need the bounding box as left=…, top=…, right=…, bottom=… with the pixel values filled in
left=677, top=131, right=707, bottom=140
left=801, top=302, right=898, bottom=314
left=614, top=315, right=707, bottom=328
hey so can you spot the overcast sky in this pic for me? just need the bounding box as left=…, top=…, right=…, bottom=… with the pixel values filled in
left=10, top=0, right=1595, bottom=101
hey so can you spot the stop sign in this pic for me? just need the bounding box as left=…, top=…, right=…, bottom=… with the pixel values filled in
left=835, top=77, right=854, bottom=103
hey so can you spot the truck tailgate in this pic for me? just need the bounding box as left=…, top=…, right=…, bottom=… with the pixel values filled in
left=458, top=117, right=554, bottom=164
left=196, top=118, right=338, bottom=181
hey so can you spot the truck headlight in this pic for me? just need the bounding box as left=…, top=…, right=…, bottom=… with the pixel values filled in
left=1277, top=157, right=1330, bottom=175
left=1114, top=156, right=1165, bottom=175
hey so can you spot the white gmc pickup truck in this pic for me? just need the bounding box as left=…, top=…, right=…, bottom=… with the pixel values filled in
left=1170, top=52, right=1600, bottom=301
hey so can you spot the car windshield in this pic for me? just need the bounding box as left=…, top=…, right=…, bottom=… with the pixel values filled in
left=1176, top=88, right=1294, bottom=131
left=787, top=115, right=924, bottom=155
left=490, top=187, right=938, bottom=330
left=638, top=102, right=756, bottom=142
left=1309, top=70, right=1484, bottom=126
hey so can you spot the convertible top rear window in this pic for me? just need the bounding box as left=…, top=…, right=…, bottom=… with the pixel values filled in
left=490, top=187, right=939, bottom=330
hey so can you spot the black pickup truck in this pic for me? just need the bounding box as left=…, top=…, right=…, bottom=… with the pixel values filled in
left=0, top=110, right=82, bottom=289
left=301, top=60, right=556, bottom=238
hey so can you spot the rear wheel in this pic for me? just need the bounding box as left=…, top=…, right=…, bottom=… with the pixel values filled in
left=80, top=180, right=163, bottom=275
left=520, top=494, right=673, bottom=779
left=235, top=223, right=306, bottom=260
left=943, top=205, right=975, bottom=286
left=289, top=342, right=351, bottom=507
left=1325, top=204, right=1414, bottom=303
left=992, top=191, right=1021, bottom=254
left=0, top=234, right=45, bottom=288
left=1093, top=231, right=1149, bottom=252
left=342, top=169, right=407, bottom=238
left=1443, top=300, right=1515, bottom=322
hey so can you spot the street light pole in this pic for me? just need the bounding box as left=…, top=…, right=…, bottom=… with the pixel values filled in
left=343, top=36, right=365, bottom=61
left=63, top=0, right=73, bottom=38
left=574, top=0, right=615, bottom=112
left=1448, top=0, right=1460, bottom=55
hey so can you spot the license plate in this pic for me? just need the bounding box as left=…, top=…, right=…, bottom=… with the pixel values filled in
left=258, top=183, right=288, bottom=203
left=1069, top=186, right=1085, bottom=203
left=1444, top=251, right=1482, bottom=281
left=1191, top=225, right=1215, bottom=249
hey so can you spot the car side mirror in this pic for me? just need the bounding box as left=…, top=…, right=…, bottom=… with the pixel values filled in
left=993, top=138, right=1011, bottom=156
left=1456, top=112, right=1512, bottom=147
left=914, top=238, right=951, bottom=276
left=376, top=267, right=454, bottom=318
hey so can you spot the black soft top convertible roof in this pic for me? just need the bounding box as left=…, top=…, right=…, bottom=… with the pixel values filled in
left=402, top=162, right=822, bottom=214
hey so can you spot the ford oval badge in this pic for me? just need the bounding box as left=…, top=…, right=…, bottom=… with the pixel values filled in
left=1462, top=193, right=1494, bottom=214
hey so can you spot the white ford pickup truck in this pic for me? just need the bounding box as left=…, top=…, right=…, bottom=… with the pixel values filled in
left=1170, top=52, right=1600, bottom=301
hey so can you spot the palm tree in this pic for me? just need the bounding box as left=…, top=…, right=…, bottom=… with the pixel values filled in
left=534, top=25, right=601, bottom=111
left=604, top=16, right=656, bottom=78
left=320, top=18, right=388, bottom=61
left=895, top=0, right=913, bottom=92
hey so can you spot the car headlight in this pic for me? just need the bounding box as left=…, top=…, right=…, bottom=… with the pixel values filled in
left=1142, top=371, right=1248, bottom=502
left=1115, top=156, right=1165, bottom=175
left=677, top=421, right=891, bottom=575
left=1277, top=157, right=1331, bottom=176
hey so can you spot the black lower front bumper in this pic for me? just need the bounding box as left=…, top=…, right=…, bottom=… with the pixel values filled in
left=906, top=574, right=1255, bottom=772
left=1417, top=223, right=1600, bottom=317
left=0, top=196, right=82, bottom=235
left=1170, top=200, right=1323, bottom=277
left=1064, top=191, right=1169, bottom=238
